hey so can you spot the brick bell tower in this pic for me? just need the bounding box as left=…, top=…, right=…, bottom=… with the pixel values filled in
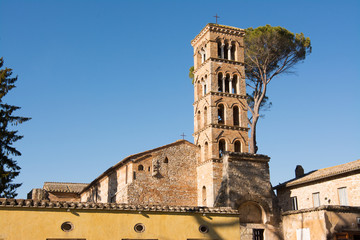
left=191, top=23, right=249, bottom=207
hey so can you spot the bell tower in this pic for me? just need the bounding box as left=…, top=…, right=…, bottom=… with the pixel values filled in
left=191, top=23, right=249, bottom=207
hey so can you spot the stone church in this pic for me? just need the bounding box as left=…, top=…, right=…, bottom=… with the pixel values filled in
left=20, top=23, right=360, bottom=240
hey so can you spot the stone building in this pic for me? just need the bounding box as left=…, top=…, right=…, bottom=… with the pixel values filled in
left=274, top=160, right=360, bottom=240
left=80, top=140, right=199, bottom=206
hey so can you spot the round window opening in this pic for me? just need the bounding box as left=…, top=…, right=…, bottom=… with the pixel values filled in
left=61, top=221, right=74, bottom=232
left=199, top=225, right=209, bottom=233
left=134, top=223, right=145, bottom=233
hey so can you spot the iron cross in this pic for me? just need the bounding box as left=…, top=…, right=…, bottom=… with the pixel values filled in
left=213, top=14, right=220, bottom=24
left=181, top=133, right=186, bottom=140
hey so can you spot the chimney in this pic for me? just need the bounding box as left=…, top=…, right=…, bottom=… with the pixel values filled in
left=295, top=165, right=304, bottom=178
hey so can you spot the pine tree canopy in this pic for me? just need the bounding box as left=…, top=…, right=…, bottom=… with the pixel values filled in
left=0, top=57, right=30, bottom=198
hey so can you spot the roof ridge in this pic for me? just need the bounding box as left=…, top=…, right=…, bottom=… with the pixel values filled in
left=44, top=182, right=88, bottom=185
left=0, top=198, right=238, bottom=214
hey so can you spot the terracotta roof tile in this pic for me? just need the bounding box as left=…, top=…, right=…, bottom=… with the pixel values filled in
left=43, top=182, right=88, bottom=193
left=0, top=198, right=238, bottom=215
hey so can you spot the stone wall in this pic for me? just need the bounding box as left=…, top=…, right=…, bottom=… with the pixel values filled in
left=277, top=172, right=360, bottom=211
left=81, top=140, right=198, bottom=206
left=127, top=141, right=198, bottom=206
left=214, top=152, right=282, bottom=240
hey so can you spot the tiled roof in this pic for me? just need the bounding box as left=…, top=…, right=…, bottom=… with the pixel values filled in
left=0, top=198, right=238, bottom=215
left=43, top=182, right=88, bottom=193
left=274, top=159, right=360, bottom=189
left=81, top=139, right=196, bottom=194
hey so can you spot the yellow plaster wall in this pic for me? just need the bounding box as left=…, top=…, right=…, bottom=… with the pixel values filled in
left=0, top=208, right=241, bottom=240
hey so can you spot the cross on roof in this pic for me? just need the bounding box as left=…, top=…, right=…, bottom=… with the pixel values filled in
left=181, top=133, right=186, bottom=140
left=213, top=14, right=220, bottom=24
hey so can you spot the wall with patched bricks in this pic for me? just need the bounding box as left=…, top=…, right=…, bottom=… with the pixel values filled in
left=127, top=141, right=198, bottom=206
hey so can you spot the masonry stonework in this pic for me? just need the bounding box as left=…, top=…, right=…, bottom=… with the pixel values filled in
left=191, top=23, right=250, bottom=208
left=215, top=152, right=282, bottom=240
left=80, top=140, right=198, bottom=206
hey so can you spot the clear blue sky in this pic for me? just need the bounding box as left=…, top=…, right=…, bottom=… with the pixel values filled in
left=1, top=0, right=359, bottom=198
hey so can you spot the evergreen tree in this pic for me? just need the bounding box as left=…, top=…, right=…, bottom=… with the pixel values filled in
left=0, top=57, right=30, bottom=198
left=245, top=25, right=311, bottom=153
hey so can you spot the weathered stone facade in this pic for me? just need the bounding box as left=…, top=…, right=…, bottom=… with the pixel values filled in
left=215, top=152, right=282, bottom=240
left=80, top=140, right=199, bottom=206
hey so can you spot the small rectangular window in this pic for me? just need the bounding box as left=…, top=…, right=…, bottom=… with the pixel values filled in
left=253, top=229, right=264, bottom=240
left=338, top=187, right=348, bottom=205
left=291, top=196, right=298, bottom=210
left=313, top=192, right=320, bottom=207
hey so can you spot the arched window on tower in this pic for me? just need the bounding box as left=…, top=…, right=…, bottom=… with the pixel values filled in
left=218, top=73, right=223, bottom=92
left=217, top=41, right=222, bottom=58
left=196, top=81, right=203, bottom=101
left=225, top=74, right=230, bottom=93
left=219, top=139, right=226, bottom=158
left=138, top=165, right=144, bottom=171
left=204, top=142, right=209, bottom=161
left=234, top=140, right=241, bottom=152
left=203, top=75, right=207, bottom=96
left=224, top=42, right=229, bottom=59
left=233, top=106, right=239, bottom=126
left=201, top=48, right=206, bottom=63
left=199, top=78, right=204, bottom=99
left=231, top=43, right=236, bottom=60
left=218, top=104, right=224, bottom=124
left=197, top=110, right=201, bottom=131
left=202, top=186, right=207, bottom=206
left=232, top=75, right=238, bottom=94
left=203, top=107, right=207, bottom=126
